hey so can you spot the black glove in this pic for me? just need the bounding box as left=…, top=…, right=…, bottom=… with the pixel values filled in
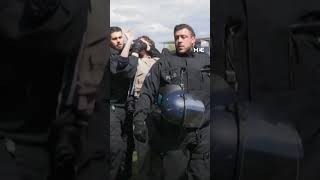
left=51, top=110, right=79, bottom=180
left=133, top=121, right=147, bottom=143
left=127, top=96, right=136, bottom=114
left=131, top=39, right=147, bottom=53
left=148, top=45, right=161, bottom=58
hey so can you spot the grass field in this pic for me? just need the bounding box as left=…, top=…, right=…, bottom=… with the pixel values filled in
left=130, top=151, right=139, bottom=180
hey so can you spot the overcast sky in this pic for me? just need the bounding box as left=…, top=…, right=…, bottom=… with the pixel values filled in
left=110, top=0, right=210, bottom=50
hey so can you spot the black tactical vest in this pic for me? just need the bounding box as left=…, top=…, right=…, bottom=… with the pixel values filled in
left=159, top=51, right=211, bottom=125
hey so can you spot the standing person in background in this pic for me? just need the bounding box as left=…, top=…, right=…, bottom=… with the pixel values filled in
left=126, top=35, right=161, bottom=176
left=108, top=27, right=140, bottom=180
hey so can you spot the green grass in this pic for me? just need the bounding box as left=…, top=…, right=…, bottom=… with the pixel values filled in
left=130, top=151, right=139, bottom=180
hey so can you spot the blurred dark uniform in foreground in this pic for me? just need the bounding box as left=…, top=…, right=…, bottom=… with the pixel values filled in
left=0, top=0, right=108, bottom=180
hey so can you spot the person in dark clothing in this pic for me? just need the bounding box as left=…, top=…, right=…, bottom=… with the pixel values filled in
left=161, top=48, right=171, bottom=55
left=125, top=35, right=161, bottom=176
left=0, top=1, right=108, bottom=180
left=109, top=27, right=162, bottom=180
left=109, top=26, right=140, bottom=180
left=0, top=1, right=87, bottom=180
left=133, top=24, right=210, bottom=180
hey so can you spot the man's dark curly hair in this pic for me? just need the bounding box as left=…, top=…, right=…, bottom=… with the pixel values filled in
left=110, top=26, right=122, bottom=35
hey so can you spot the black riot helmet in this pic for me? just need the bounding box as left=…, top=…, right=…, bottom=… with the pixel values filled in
left=157, top=84, right=206, bottom=128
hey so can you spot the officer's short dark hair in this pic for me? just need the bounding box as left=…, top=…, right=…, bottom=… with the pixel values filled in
left=138, top=35, right=155, bottom=47
left=174, top=24, right=196, bottom=37
left=110, top=26, right=122, bottom=35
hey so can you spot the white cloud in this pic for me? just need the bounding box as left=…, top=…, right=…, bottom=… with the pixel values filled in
left=199, top=31, right=210, bottom=36
left=111, top=0, right=210, bottom=49
left=145, top=23, right=171, bottom=33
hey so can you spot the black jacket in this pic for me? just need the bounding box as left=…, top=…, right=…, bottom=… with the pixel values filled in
left=133, top=50, right=210, bottom=127
left=109, top=47, right=138, bottom=106
left=0, top=0, right=88, bottom=144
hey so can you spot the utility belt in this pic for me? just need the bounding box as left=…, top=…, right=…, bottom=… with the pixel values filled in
left=190, top=151, right=210, bottom=160
left=110, top=103, right=126, bottom=111
left=0, top=135, right=48, bottom=156
left=157, top=150, right=209, bottom=161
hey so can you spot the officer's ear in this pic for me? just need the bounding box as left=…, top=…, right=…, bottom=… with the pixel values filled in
left=191, top=36, right=196, bottom=46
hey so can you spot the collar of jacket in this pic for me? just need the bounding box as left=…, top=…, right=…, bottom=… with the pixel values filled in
left=110, top=46, right=121, bottom=55
left=176, top=49, right=195, bottom=57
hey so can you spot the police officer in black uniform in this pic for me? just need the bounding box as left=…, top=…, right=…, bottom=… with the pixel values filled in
left=109, top=26, right=146, bottom=180
left=133, top=24, right=210, bottom=180
left=109, top=26, right=164, bottom=179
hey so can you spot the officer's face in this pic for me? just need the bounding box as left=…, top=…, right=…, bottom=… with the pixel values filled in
left=174, top=28, right=195, bottom=54
left=110, top=31, right=124, bottom=50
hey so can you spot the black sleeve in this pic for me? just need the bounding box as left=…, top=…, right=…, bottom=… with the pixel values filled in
left=110, top=54, right=138, bottom=79
left=149, top=46, right=162, bottom=58
left=133, top=59, right=164, bottom=124
left=1, top=0, right=88, bottom=57
left=50, top=56, right=80, bottom=179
